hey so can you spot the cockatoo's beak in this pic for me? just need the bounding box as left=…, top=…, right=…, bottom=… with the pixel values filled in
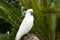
left=31, top=11, right=33, bottom=15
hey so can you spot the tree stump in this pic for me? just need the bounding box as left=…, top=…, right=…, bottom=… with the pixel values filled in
left=22, top=34, right=39, bottom=40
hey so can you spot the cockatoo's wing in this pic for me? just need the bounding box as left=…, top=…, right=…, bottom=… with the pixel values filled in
left=20, top=15, right=34, bottom=34
left=16, top=15, right=34, bottom=40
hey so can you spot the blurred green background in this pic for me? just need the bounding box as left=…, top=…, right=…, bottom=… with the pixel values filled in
left=0, top=0, right=60, bottom=40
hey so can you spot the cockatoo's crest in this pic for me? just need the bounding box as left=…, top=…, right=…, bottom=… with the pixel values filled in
left=26, top=9, right=33, bottom=14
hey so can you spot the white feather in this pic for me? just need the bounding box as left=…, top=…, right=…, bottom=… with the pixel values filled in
left=7, top=31, right=9, bottom=34
left=15, top=9, right=34, bottom=40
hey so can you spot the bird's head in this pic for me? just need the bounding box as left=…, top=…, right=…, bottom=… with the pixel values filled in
left=26, top=9, right=33, bottom=15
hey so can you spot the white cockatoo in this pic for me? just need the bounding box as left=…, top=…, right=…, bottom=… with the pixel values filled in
left=15, top=9, right=34, bottom=40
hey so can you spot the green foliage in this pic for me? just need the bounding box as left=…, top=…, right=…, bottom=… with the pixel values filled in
left=0, top=0, right=60, bottom=40
left=0, top=18, right=11, bottom=33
